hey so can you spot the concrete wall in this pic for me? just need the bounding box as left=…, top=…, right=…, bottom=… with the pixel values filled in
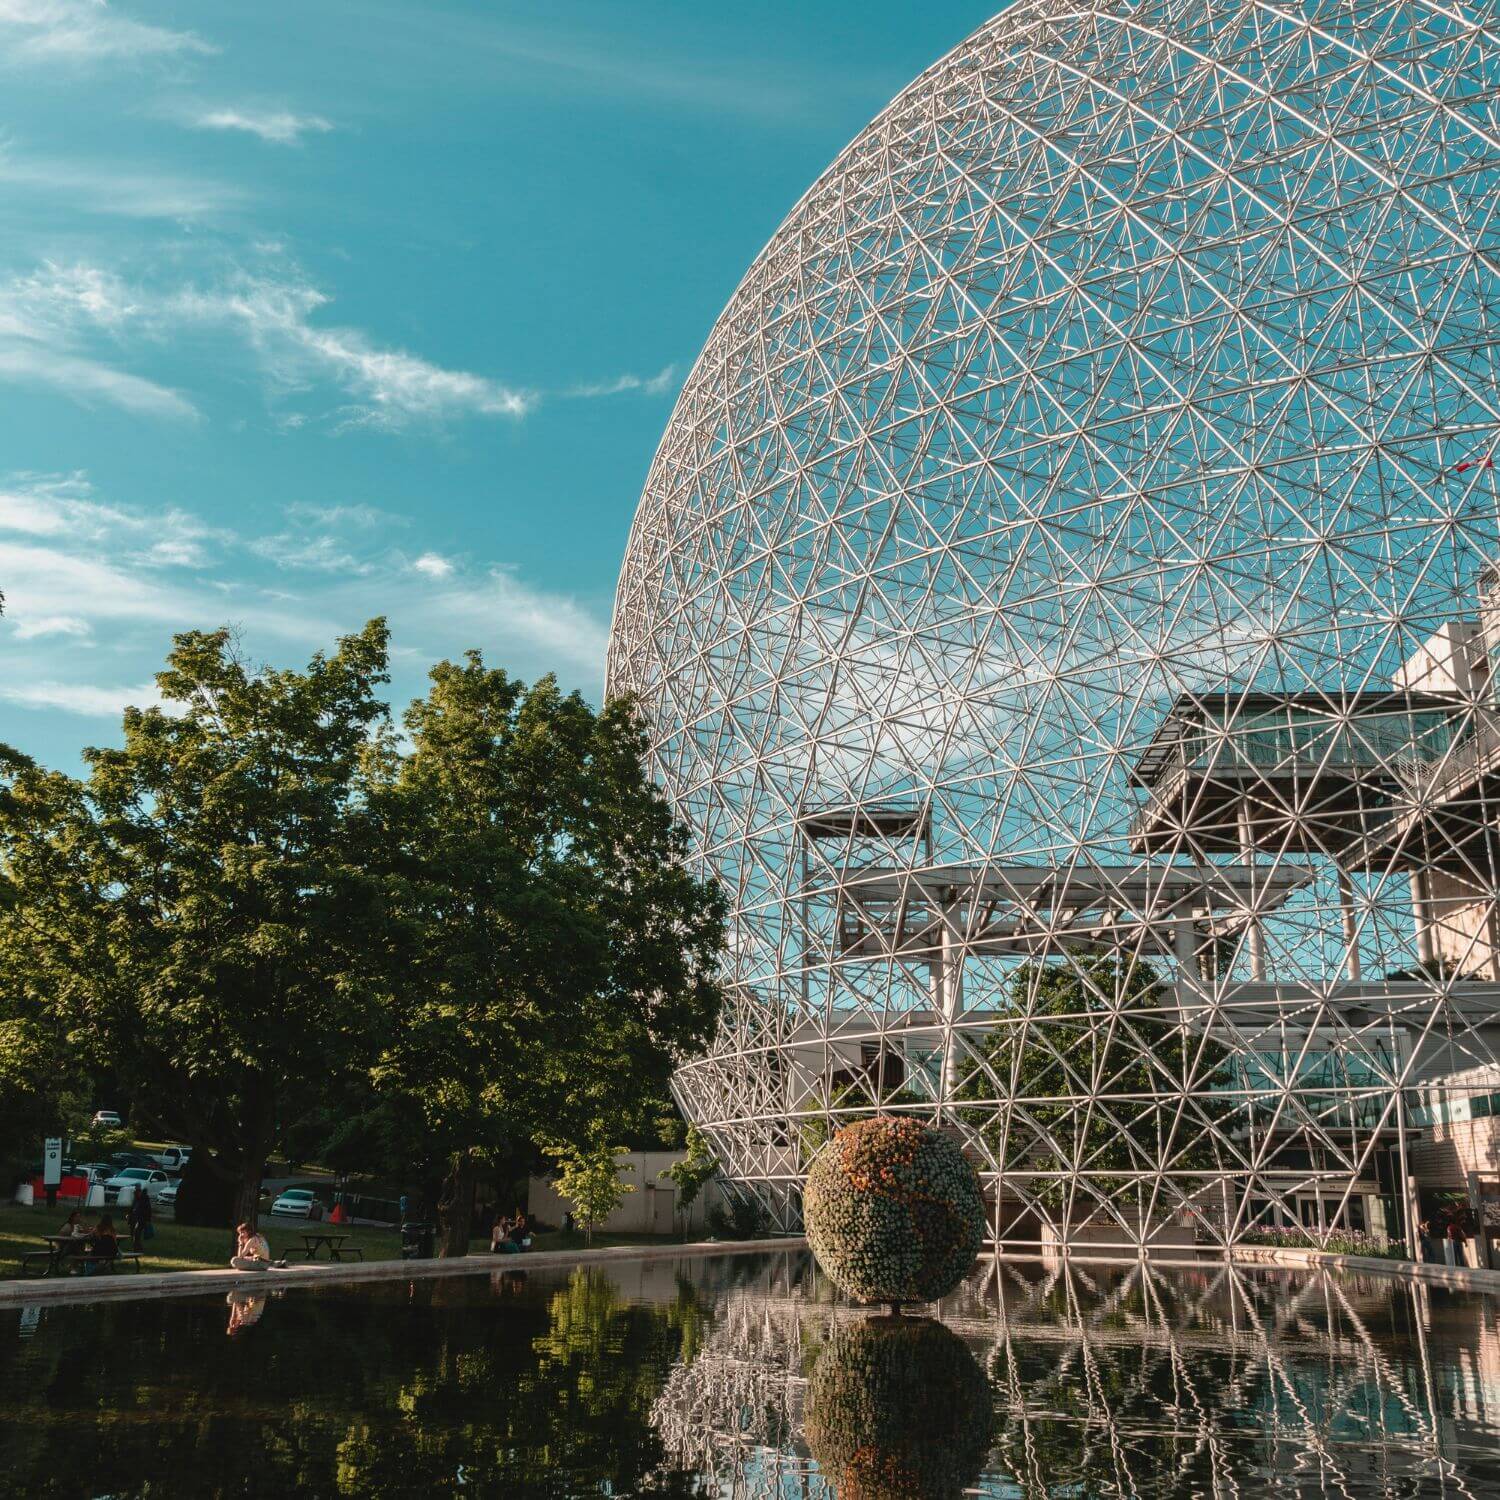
left=527, top=1149, right=726, bottom=1236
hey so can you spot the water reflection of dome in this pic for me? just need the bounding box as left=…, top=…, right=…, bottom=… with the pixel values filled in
left=649, top=1254, right=1498, bottom=1497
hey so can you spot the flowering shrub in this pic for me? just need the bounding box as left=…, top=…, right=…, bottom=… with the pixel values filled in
left=1239, top=1226, right=1407, bottom=1260
left=803, top=1115, right=986, bottom=1305
left=804, top=1317, right=991, bottom=1500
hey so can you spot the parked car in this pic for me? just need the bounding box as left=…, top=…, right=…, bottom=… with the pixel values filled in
left=92, top=1111, right=123, bottom=1129
left=109, top=1151, right=159, bottom=1171
left=158, top=1181, right=179, bottom=1207
left=156, top=1146, right=192, bottom=1173
left=76, top=1163, right=114, bottom=1185
left=102, top=1167, right=171, bottom=1204
left=270, top=1187, right=322, bottom=1218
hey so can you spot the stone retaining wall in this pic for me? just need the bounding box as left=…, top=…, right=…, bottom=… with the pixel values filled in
left=0, top=1237, right=809, bottom=1309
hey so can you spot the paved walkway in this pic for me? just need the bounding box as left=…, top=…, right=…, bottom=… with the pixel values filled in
left=0, top=1236, right=809, bottom=1308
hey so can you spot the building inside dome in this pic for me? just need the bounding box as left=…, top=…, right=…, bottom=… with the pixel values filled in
left=607, top=0, right=1500, bottom=1255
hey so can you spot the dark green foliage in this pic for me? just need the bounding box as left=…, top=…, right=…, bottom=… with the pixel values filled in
left=804, top=1318, right=992, bottom=1500
left=955, top=956, right=1231, bottom=1211
left=803, top=1116, right=985, bottom=1305
left=705, top=1193, right=768, bottom=1240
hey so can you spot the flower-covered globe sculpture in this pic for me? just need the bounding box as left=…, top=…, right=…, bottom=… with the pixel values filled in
left=804, top=1116, right=985, bottom=1307
left=805, top=1318, right=992, bottom=1500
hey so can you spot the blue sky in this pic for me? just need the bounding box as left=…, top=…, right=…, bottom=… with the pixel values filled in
left=0, top=0, right=994, bottom=769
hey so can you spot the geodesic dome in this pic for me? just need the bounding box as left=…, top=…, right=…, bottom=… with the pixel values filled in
left=609, top=0, right=1500, bottom=1252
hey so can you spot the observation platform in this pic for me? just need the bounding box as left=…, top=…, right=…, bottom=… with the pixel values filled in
left=816, top=860, right=1305, bottom=962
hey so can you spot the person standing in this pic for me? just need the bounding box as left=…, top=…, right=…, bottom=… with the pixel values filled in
left=1418, top=1213, right=1438, bottom=1264
left=127, top=1184, right=153, bottom=1251
left=1448, top=1208, right=1472, bottom=1269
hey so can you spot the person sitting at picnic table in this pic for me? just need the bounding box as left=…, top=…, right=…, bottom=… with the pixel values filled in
left=54, top=1210, right=89, bottom=1265
left=127, top=1185, right=153, bottom=1251
left=230, top=1222, right=286, bottom=1271
left=82, top=1215, right=119, bottom=1274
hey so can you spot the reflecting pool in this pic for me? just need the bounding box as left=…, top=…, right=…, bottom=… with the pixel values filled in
left=0, top=1253, right=1497, bottom=1497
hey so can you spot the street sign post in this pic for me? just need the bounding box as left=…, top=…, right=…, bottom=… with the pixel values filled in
left=43, top=1138, right=62, bottom=1209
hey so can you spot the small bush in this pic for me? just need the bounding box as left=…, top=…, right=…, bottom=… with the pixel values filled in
left=804, top=1115, right=985, bottom=1305
left=706, top=1194, right=769, bottom=1240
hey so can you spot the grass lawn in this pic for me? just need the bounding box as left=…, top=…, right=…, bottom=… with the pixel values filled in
left=0, top=1206, right=694, bottom=1280
left=0, top=1203, right=409, bottom=1279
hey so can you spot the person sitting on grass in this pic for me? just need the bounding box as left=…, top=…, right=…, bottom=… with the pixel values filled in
left=82, top=1215, right=119, bottom=1274
left=230, top=1222, right=287, bottom=1271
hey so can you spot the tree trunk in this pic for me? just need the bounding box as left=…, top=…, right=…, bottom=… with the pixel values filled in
left=437, top=1149, right=476, bottom=1258
left=231, top=1160, right=265, bottom=1255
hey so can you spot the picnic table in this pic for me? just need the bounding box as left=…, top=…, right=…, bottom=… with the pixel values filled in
left=23, top=1235, right=141, bottom=1278
left=295, top=1232, right=363, bottom=1262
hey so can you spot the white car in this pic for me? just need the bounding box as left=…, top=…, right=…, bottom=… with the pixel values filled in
left=102, top=1167, right=170, bottom=1204
left=155, top=1146, right=192, bottom=1172
left=158, top=1182, right=179, bottom=1207
left=92, top=1111, right=123, bottom=1130
left=270, top=1187, right=322, bottom=1218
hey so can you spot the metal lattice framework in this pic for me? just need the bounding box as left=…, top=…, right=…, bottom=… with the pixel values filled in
left=608, top=0, right=1500, bottom=1252
left=649, top=1257, right=1491, bottom=1497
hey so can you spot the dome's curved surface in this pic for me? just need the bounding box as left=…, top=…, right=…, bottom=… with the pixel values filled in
left=610, top=0, right=1500, bottom=1249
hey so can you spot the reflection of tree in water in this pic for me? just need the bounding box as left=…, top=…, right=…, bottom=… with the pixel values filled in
left=0, top=1267, right=712, bottom=1498
left=804, top=1319, right=990, bottom=1500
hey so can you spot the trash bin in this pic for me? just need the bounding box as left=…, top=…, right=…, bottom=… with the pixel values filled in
left=86, top=1183, right=105, bottom=1208
left=401, top=1222, right=436, bottom=1260
left=13, top=1182, right=32, bottom=1207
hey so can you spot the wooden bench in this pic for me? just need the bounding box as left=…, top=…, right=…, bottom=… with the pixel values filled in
left=21, top=1248, right=142, bottom=1277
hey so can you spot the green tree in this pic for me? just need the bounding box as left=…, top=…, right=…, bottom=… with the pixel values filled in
left=548, top=1138, right=634, bottom=1244
left=0, top=622, right=397, bottom=1234
left=365, top=656, right=725, bottom=1256
left=662, top=1125, right=719, bottom=1232
left=957, top=956, right=1231, bottom=1221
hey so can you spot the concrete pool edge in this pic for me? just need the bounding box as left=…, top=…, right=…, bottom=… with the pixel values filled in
left=1228, top=1244, right=1500, bottom=1294
left=0, top=1236, right=810, bottom=1308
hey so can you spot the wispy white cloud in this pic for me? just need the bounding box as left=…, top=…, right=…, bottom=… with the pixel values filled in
left=170, top=276, right=534, bottom=427
left=9, top=613, right=89, bottom=640
left=0, top=345, right=195, bottom=417
left=249, top=531, right=373, bottom=576
left=0, top=679, right=164, bottom=716
left=0, top=473, right=611, bottom=727
left=188, top=107, right=333, bottom=146
left=0, top=0, right=213, bottom=65
left=0, top=267, right=197, bottom=417
left=0, top=147, right=240, bottom=219
left=566, top=364, right=677, bottom=399
left=0, top=258, right=666, bottom=431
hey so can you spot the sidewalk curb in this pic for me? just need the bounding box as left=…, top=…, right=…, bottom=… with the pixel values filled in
left=0, top=1237, right=809, bottom=1309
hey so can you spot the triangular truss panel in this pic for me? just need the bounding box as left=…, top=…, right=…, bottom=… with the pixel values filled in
left=608, top=0, right=1500, bottom=1254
